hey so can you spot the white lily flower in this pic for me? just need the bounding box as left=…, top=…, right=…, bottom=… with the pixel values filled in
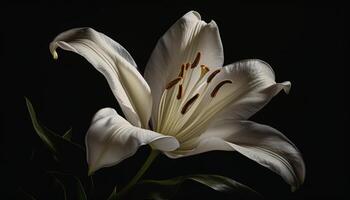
left=50, top=11, right=305, bottom=190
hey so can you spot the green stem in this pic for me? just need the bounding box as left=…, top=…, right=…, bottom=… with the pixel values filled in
left=117, top=150, right=159, bottom=197
left=89, top=174, right=95, bottom=197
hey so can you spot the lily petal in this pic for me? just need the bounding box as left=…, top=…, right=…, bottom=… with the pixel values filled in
left=144, top=11, right=224, bottom=127
left=211, top=59, right=291, bottom=121
left=193, top=59, right=290, bottom=120
left=50, top=28, right=152, bottom=128
left=86, top=108, right=179, bottom=174
left=173, top=59, right=290, bottom=142
left=166, top=120, right=305, bottom=191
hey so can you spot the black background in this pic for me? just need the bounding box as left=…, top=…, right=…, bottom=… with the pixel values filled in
left=0, top=2, right=348, bottom=200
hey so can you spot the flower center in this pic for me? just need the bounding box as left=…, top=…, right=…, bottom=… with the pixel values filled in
left=155, top=52, right=232, bottom=141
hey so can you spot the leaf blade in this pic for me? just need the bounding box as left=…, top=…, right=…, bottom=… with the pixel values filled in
left=25, top=97, right=84, bottom=150
left=49, top=171, right=88, bottom=200
left=25, top=97, right=58, bottom=155
left=25, top=97, right=87, bottom=176
left=63, top=128, right=73, bottom=141
left=17, top=188, right=38, bottom=200
left=107, top=186, right=117, bottom=200
left=137, top=174, right=262, bottom=199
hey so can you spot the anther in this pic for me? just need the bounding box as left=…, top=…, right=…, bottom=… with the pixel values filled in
left=177, top=84, right=183, bottom=99
left=200, top=65, right=210, bottom=79
left=211, top=80, right=232, bottom=97
left=207, top=69, right=221, bottom=83
left=181, top=94, right=199, bottom=114
left=165, top=77, right=182, bottom=89
left=191, top=52, right=201, bottom=68
left=185, top=62, right=191, bottom=70
left=178, top=64, right=185, bottom=77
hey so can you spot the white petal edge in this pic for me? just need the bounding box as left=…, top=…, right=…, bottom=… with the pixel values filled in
left=144, top=11, right=224, bottom=128
left=50, top=27, right=152, bottom=128
left=86, top=108, right=179, bottom=174
left=166, top=120, right=305, bottom=191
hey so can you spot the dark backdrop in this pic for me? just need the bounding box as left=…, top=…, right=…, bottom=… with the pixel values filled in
left=0, top=2, right=347, bottom=200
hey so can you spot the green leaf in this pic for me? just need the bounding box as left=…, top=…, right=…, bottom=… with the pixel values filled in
left=25, top=97, right=59, bottom=156
left=17, top=188, right=37, bottom=200
left=25, top=97, right=87, bottom=176
left=107, top=186, right=117, bottom=200
left=136, top=174, right=262, bottom=200
left=49, top=171, right=88, bottom=200
left=25, top=97, right=83, bottom=152
left=54, top=177, right=68, bottom=200
left=63, top=128, right=73, bottom=141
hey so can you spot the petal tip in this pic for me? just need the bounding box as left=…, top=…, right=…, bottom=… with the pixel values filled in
left=275, top=81, right=291, bottom=95
left=282, top=81, right=292, bottom=94
left=188, top=10, right=201, bottom=20
left=49, top=42, right=59, bottom=59
left=52, top=50, right=58, bottom=60
left=208, top=20, right=218, bottom=27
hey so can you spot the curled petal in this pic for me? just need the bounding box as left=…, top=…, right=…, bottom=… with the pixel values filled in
left=86, top=108, right=179, bottom=174
left=166, top=120, right=305, bottom=191
left=50, top=27, right=152, bottom=128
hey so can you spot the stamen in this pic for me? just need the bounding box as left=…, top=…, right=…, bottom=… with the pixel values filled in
left=211, top=80, right=232, bottom=97
left=181, top=94, right=199, bottom=114
left=185, top=62, right=191, bottom=70
left=177, top=84, right=183, bottom=99
left=178, top=64, right=185, bottom=77
left=191, top=52, right=201, bottom=68
left=200, top=65, right=210, bottom=79
left=165, top=77, right=182, bottom=89
left=207, top=69, right=221, bottom=83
